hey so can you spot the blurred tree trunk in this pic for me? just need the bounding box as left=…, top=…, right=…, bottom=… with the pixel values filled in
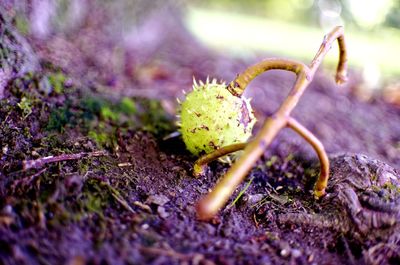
left=0, top=8, right=37, bottom=98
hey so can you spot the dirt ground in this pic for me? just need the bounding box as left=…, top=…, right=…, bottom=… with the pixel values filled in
left=1, top=2, right=400, bottom=265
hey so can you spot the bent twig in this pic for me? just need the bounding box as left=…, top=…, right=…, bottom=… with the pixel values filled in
left=196, top=26, right=348, bottom=220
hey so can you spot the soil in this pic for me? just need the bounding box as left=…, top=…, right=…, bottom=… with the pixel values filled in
left=1, top=3, right=400, bottom=265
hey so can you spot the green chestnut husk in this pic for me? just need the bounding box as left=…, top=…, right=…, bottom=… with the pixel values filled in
left=179, top=78, right=256, bottom=156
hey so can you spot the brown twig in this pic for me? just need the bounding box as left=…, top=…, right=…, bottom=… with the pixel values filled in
left=22, top=150, right=107, bottom=171
left=193, top=143, right=246, bottom=177
left=286, top=117, right=329, bottom=198
left=196, top=26, right=348, bottom=220
left=139, top=246, right=216, bottom=265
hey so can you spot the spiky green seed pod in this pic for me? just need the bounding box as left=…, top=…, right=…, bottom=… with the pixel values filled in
left=179, top=78, right=256, bottom=156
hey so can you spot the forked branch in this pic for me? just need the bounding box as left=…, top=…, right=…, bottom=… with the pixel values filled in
left=196, top=26, right=348, bottom=220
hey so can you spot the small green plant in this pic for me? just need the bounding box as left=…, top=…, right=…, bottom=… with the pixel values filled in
left=17, top=97, right=33, bottom=119
left=178, top=26, right=348, bottom=220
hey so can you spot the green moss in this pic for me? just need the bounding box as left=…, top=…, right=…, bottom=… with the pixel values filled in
left=46, top=94, right=173, bottom=141
left=100, top=106, right=119, bottom=121
left=141, top=100, right=174, bottom=136
left=40, top=90, right=173, bottom=149
left=42, top=133, right=66, bottom=149
left=0, top=71, right=161, bottom=229
left=81, top=177, right=131, bottom=216
left=48, top=72, right=67, bottom=94
left=85, top=193, right=104, bottom=214
left=82, top=178, right=111, bottom=215
left=80, top=96, right=136, bottom=124
left=78, top=96, right=134, bottom=148
left=118, top=97, right=137, bottom=114
left=88, top=129, right=117, bottom=148
left=46, top=106, right=73, bottom=132
left=81, top=97, right=104, bottom=115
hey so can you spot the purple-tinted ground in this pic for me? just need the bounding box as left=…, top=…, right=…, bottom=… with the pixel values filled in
left=1, top=2, right=400, bottom=264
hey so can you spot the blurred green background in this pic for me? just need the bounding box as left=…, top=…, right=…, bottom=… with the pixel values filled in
left=186, top=0, right=400, bottom=87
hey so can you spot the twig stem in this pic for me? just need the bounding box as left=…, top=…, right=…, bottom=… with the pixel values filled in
left=286, top=117, right=329, bottom=198
left=196, top=26, right=347, bottom=220
left=193, top=143, right=246, bottom=177
left=23, top=150, right=107, bottom=171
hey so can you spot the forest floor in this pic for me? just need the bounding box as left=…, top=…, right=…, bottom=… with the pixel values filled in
left=1, top=3, right=400, bottom=265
